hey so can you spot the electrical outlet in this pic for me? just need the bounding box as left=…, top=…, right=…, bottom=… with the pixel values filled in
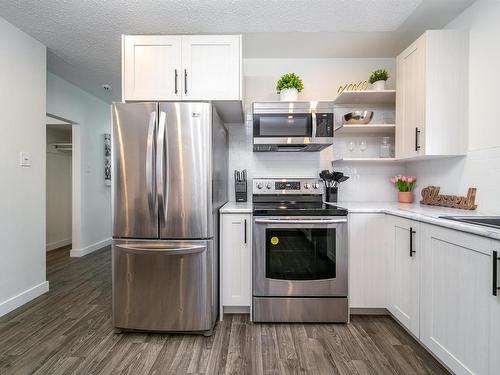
left=19, top=152, right=31, bottom=167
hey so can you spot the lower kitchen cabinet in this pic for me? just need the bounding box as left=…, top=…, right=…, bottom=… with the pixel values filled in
left=348, top=213, right=389, bottom=309
left=420, top=224, right=500, bottom=375
left=220, top=213, right=251, bottom=318
left=387, top=216, right=420, bottom=337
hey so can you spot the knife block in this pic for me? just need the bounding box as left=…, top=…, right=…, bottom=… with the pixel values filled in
left=235, top=181, right=247, bottom=202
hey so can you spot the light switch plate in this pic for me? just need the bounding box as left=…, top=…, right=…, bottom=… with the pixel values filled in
left=20, top=152, right=31, bottom=167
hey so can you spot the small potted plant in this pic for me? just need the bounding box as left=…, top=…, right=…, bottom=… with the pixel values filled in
left=391, top=175, right=417, bottom=203
left=369, top=69, right=390, bottom=91
left=276, top=72, right=304, bottom=101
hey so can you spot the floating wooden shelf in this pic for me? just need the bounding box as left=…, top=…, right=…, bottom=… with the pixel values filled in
left=334, top=124, right=395, bottom=135
left=333, top=90, right=396, bottom=105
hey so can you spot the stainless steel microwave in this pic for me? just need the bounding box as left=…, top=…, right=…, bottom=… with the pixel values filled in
left=252, top=101, right=334, bottom=152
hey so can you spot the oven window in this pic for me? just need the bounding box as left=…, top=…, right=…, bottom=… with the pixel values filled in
left=254, top=114, right=311, bottom=137
left=265, top=228, right=336, bottom=280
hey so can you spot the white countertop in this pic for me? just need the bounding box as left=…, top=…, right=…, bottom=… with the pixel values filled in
left=220, top=201, right=252, bottom=213
left=220, top=200, right=500, bottom=240
left=332, top=201, right=500, bottom=241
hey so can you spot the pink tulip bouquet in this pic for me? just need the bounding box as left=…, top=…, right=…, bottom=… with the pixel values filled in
left=390, top=175, right=417, bottom=192
left=390, top=175, right=417, bottom=203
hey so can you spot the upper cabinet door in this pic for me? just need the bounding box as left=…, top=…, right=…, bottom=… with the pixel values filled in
left=396, top=30, right=468, bottom=160
left=122, top=35, right=182, bottom=101
left=181, top=35, right=241, bottom=100
left=396, top=34, right=426, bottom=159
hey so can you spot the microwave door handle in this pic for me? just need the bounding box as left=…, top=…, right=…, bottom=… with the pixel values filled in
left=254, top=218, right=347, bottom=224
left=311, top=110, right=317, bottom=140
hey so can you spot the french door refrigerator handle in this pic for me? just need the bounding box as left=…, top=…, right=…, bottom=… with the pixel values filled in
left=493, top=250, right=499, bottom=296
left=146, top=111, right=157, bottom=213
left=157, top=111, right=167, bottom=221
left=116, top=244, right=205, bottom=255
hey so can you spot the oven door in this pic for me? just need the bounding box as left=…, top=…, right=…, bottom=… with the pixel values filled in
left=253, top=216, right=347, bottom=297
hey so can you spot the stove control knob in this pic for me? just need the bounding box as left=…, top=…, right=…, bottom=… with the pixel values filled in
left=313, top=183, right=320, bottom=189
left=257, top=183, right=263, bottom=189
left=304, top=183, right=310, bottom=189
left=266, top=183, right=272, bottom=189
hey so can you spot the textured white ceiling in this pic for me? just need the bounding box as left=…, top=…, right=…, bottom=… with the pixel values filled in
left=0, top=0, right=475, bottom=102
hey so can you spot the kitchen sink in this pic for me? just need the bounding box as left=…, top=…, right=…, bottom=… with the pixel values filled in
left=440, top=216, right=500, bottom=229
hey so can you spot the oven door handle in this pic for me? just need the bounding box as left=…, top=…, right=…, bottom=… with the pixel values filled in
left=254, top=218, right=347, bottom=224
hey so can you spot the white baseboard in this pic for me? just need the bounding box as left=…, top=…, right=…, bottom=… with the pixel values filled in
left=0, top=281, right=49, bottom=317
left=70, top=237, right=111, bottom=257
left=46, top=238, right=72, bottom=252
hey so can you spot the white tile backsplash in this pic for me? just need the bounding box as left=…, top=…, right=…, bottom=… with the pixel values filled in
left=227, top=120, right=406, bottom=202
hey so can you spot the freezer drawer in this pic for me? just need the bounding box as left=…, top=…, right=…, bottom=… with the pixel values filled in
left=112, top=239, right=216, bottom=332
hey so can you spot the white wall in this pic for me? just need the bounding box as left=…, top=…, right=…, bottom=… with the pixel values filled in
left=407, top=0, right=500, bottom=212
left=0, top=17, right=48, bottom=316
left=46, top=128, right=72, bottom=251
left=228, top=58, right=405, bottom=202
left=46, top=73, right=112, bottom=256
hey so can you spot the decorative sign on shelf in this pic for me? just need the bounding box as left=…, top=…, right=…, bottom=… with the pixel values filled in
left=420, top=186, right=477, bottom=210
left=337, top=80, right=369, bottom=94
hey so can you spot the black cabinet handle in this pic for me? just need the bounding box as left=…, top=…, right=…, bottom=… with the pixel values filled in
left=184, top=69, right=188, bottom=95
left=174, top=69, right=178, bottom=94
left=244, top=219, right=247, bottom=244
left=493, top=250, right=499, bottom=296
left=415, top=127, right=421, bottom=151
left=409, top=227, right=416, bottom=257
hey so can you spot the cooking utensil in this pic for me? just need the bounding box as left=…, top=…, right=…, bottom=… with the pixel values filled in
left=343, top=111, right=374, bottom=125
left=338, top=175, right=349, bottom=183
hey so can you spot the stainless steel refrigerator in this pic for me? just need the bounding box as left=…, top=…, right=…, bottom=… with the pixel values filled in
left=111, top=102, right=228, bottom=335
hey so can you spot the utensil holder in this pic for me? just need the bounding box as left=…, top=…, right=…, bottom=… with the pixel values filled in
left=325, top=187, right=338, bottom=203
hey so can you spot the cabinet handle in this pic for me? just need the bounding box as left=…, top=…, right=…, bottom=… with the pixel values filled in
left=174, top=69, right=178, bottom=94
left=184, top=69, right=188, bottom=95
left=409, top=227, right=416, bottom=257
left=244, top=219, right=247, bottom=244
left=493, top=251, right=499, bottom=296
left=415, top=127, right=421, bottom=151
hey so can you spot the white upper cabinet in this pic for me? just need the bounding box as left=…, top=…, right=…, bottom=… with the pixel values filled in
left=182, top=35, right=241, bottom=100
left=122, top=35, right=182, bottom=101
left=122, top=35, right=241, bottom=102
left=387, top=216, right=420, bottom=337
left=396, top=30, right=468, bottom=160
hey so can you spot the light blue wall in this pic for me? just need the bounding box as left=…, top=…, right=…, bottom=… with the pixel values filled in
left=46, top=72, right=112, bottom=250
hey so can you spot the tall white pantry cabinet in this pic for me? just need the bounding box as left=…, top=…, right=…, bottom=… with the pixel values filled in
left=122, top=35, right=242, bottom=101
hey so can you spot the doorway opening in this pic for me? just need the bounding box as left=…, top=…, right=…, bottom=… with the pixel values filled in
left=45, top=114, right=81, bottom=256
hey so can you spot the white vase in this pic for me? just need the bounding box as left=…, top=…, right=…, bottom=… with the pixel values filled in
left=372, top=80, right=386, bottom=91
left=279, top=88, right=298, bottom=101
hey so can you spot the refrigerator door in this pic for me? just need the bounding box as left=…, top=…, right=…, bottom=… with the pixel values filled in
left=112, top=102, right=159, bottom=238
left=112, top=239, right=215, bottom=332
left=158, top=102, right=212, bottom=239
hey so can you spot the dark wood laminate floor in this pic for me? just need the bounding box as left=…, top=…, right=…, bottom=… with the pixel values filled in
left=0, top=247, right=449, bottom=375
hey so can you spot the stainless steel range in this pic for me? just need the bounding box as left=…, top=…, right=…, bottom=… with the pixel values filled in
left=252, top=178, right=349, bottom=323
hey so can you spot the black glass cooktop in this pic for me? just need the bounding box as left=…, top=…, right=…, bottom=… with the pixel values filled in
left=253, top=201, right=348, bottom=216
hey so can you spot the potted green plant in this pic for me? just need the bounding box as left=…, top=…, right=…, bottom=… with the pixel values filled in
left=276, top=73, right=304, bottom=101
left=390, top=175, right=417, bottom=203
left=369, top=69, right=390, bottom=91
